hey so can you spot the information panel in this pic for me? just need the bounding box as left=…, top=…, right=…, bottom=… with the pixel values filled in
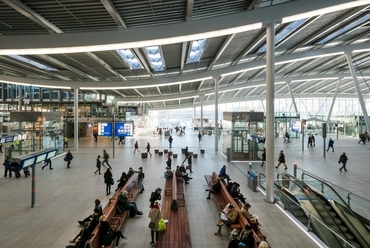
left=22, top=158, right=35, bottom=169
left=98, top=122, right=113, bottom=136
left=115, top=122, right=134, bottom=136
left=47, top=150, right=57, bottom=159
left=36, top=153, right=47, bottom=163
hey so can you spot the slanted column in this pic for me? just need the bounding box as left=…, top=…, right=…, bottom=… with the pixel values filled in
left=200, top=94, right=204, bottom=135
left=327, top=78, right=341, bottom=123
left=265, top=21, right=275, bottom=204
left=74, top=88, right=79, bottom=150
left=345, top=52, right=370, bottom=132
left=286, top=81, right=298, bottom=113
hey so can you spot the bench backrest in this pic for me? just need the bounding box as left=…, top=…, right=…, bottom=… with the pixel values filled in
left=171, top=170, right=178, bottom=210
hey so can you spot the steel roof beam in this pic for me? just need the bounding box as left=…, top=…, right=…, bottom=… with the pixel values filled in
left=100, top=0, right=127, bottom=28
left=185, top=0, right=194, bottom=21
left=86, top=52, right=126, bottom=80
left=207, top=34, right=236, bottom=71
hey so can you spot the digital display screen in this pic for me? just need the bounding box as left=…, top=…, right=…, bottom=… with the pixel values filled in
left=22, top=158, right=35, bottom=168
left=291, top=120, right=301, bottom=132
left=47, top=150, right=57, bottom=159
left=36, top=154, right=47, bottom=163
left=115, top=122, right=133, bottom=136
left=98, top=122, right=112, bottom=136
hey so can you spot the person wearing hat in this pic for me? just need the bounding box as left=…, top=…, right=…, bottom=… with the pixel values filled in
left=148, top=200, right=161, bottom=246
left=149, top=188, right=162, bottom=208
left=275, top=150, right=287, bottom=170
left=118, top=191, right=143, bottom=217
left=138, top=167, right=145, bottom=193
left=99, top=215, right=126, bottom=247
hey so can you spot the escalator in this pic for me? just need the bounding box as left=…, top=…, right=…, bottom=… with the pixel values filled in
left=276, top=173, right=369, bottom=248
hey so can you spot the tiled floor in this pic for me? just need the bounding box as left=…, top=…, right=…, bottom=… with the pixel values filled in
left=0, top=129, right=368, bottom=248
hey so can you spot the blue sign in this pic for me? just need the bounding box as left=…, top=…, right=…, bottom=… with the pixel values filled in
left=115, top=122, right=133, bottom=136
left=5, top=136, right=14, bottom=143
left=98, top=122, right=112, bottom=136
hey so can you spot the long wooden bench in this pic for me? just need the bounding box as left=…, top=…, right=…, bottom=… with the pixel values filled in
left=157, top=172, right=191, bottom=248
left=84, top=173, right=139, bottom=248
left=205, top=172, right=267, bottom=247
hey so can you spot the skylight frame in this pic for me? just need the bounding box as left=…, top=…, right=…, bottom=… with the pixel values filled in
left=187, top=39, right=207, bottom=64
left=116, top=49, right=143, bottom=70
left=144, top=46, right=165, bottom=72
left=8, top=55, right=57, bottom=71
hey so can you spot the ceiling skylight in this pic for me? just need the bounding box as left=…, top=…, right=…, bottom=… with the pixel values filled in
left=187, top=39, right=207, bottom=63
left=117, top=49, right=143, bottom=70
left=257, top=18, right=309, bottom=53
left=8, top=55, right=57, bottom=71
left=144, top=46, right=165, bottom=72
left=316, top=13, right=370, bottom=44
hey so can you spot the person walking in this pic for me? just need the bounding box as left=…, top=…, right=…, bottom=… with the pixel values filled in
left=0, top=143, right=3, bottom=153
left=64, top=150, right=73, bottom=168
left=94, top=155, right=102, bottom=174
left=182, top=146, right=189, bottom=164
left=102, top=150, right=112, bottom=169
left=327, top=138, right=334, bottom=152
left=118, top=136, right=125, bottom=145
left=261, top=148, right=266, bottom=166
left=284, top=132, right=291, bottom=143
left=3, top=156, right=12, bottom=178
left=307, top=135, right=313, bottom=148
left=146, top=142, right=152, bottom=157
left=138, top=167, right=145, bottom=193
left=168, top=135, right=173, bottom=148
left=42, top=158, right=53, bottom=170
left=104, top=168, right=113, bottom=195
left=149, top=188, right=162, bottom=208
left=166, top=154, right=172, bottom=169
left=63, top=137, right=68, bottom=148
left=275, top=150, right=288, bottom=170
left=93, top=131, right=98, bottom=142
left=134, top=141, right=140, bottom=154
left=338, top=152, right=348, bottom=172
left=198, top=132, right=202, bottom=143
left=148, top=200, right=161, bottom=246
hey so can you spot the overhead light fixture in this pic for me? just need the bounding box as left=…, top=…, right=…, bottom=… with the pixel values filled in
left=9, top=55, right=57, bottom=71
left=275, top=52, right=344, bottom=65
left=282, top=0, right=370, bottom=24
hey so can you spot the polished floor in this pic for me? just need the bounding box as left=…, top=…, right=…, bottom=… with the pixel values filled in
left=0, top=129, right=369, bottom=248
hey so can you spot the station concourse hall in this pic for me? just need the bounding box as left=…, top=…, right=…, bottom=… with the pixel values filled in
left=1, top=129, right=370, bottom=248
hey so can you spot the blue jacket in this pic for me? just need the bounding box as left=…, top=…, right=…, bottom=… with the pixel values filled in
left=328, top=140, right=334, bottom=146
left=220, top=167, right=227, bottom=176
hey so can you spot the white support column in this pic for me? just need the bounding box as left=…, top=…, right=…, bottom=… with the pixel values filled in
left=214, top=77, right=219, bottom=151
left=345, top=52, right=370, bottom=132
left=193, top=107, right=196, bottom=129
left=286, top=81, right=298, bottom=113
left=200, top=95, right=204, bottom=135
left=327, top=78, right=341, bottom=123
left=265, top=22, right=275, bottom=204
left=74, top=88, right=79, bottom=150
left=18, top=85, right=22, bottom=111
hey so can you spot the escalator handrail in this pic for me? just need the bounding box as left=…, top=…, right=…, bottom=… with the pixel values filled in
left=274, top=182, right=357, bottom=248
left=277, top=173, right=350, bottom=240
left=301, top=170, right=370, bottom=204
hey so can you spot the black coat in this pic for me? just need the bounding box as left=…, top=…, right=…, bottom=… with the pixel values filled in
left=104, top=170, right=113, bottom=184
left=149, top=192, right=162, bottom=208
left=278, top=153, right=285, bottom=163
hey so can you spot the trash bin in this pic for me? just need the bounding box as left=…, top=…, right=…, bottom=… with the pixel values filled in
left=247, top=170, right=258, bottom=192
left=226, top=148, right=231, bottom=162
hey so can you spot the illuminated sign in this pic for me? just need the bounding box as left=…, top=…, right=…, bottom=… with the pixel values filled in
left=115, top=122, right=134, bottom=136
left=47, top=150, right=57, bottom=159
left=98, top=122, right=112, bottom=136
left=291, top=120, right=301, bottom=132
left=36, top=154, right=47, bottom=163
left=22, top=158, right=35, bottom=168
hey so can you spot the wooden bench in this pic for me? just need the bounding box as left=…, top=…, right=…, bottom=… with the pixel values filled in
left=84, top=174, right=139, bottom=248
left=205, top=172, right=267, bottom=247
left=157, top=172, right=191, bottom=248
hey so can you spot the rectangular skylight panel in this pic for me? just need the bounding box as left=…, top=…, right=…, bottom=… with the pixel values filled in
left=317, top=13, right=370, bottom=45
left=257, top=18, right=308, bottom=53
left=187, top=39, right=207, bottom=63
left=145, top=46, right=165, bottom=71
left=117, top=49, right=143, bottom=70
left=9, top=55, right=57, bottom=71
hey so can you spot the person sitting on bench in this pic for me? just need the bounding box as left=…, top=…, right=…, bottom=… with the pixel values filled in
left=241, top=203, right=261, bottom=231
left=238, top=225, right=255, bottom=248
left=230, top=183, right=247, bottom=204
left=214, top=204, right=238, bottom=236
left=206, top=178, right=221, bottom=199
left=164, top=167, right=173, bottom=178
left=99, top=215, right=126, bottom=247
left=70, top=208, right=101, bottom=243
left=178, top=164, right=192, bottom=184
left=219, top=165, right=231, bottom=184
left=117, top=191, right=143, bottom=217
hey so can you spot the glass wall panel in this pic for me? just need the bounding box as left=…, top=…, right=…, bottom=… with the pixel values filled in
left=42, top=88, right=50, bottom=100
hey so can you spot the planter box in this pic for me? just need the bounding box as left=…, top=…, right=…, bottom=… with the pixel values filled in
left=168, top=151, right=173, bottom=156
left=200, top=149, right=205, bottom=154
left=141, top=152, right=148, bottom=158
left=154, top=149, right=159, bottom=154
left=189, top=152, right=193, bottom=156
left=173, top=154, right=178, bottom=158
left=164, top=149, right=168, bottom=153
left=193, top=154, right=198, bottom=158
left=159, top=151, right=163, bottom=156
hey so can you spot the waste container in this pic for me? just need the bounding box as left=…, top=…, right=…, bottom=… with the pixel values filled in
left=247, top=170, right=258, bottom=192
left=226, top=148, right=231, bottom=162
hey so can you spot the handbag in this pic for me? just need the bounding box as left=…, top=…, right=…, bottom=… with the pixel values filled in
left=101, top=232, right=113, bottom=245
left=148, top=222, right=155, bottom=229
left=157, top=218, right=166, bottom=232
left=64, top=156, right=68, bottom=161
left=110, top=178, right=114, bottom=185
